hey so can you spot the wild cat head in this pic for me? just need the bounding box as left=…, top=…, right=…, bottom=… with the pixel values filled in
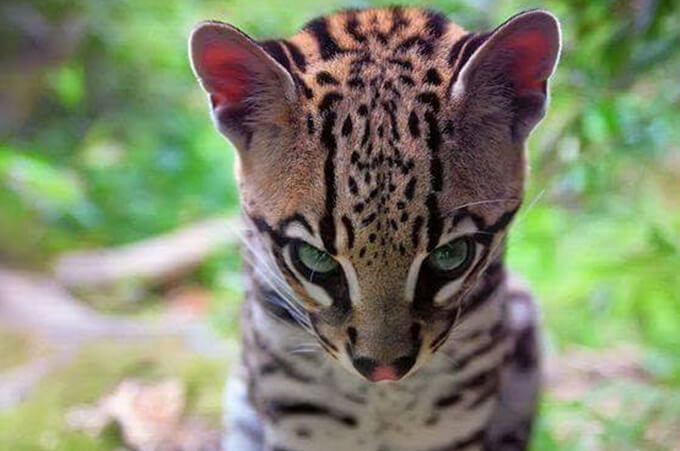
left=189, top=7, right=560, bottom=381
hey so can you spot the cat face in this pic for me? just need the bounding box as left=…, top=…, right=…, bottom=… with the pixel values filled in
left=189, top=7, right=560, bottom=381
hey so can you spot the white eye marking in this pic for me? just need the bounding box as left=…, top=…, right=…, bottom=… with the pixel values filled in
left=406, top=215, right=487, bottom=305
left=283, top=246, right=334, bottom=307
left=436, top=216, right=479, bottom=247
left=336, top=256, right=362, bottom=306
left=283, top=222, right=324, bottom=249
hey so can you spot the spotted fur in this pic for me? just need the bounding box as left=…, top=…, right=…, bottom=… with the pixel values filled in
left=190, top=7, right=560, bottom=451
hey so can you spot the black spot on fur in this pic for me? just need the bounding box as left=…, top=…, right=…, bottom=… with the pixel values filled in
left=306, top=114, right=315, bottom=135
left=293, top=73, right=314, bottom=99
left=341, top=115, right=353, bottom=137
left=405, top=178, right=416, bottom=200
left=399, top=74, right=415, bottom=86
left=305, top=17, right=346, bottom=60
left=408, top=111, right=420, bottom=138
left=345, top=13, right=367, bottom=43
left=316, top=71, right=340, bottom=86
left=424, top=68, right=442, bottom=85
left=348, top=177, right=358, bottom=195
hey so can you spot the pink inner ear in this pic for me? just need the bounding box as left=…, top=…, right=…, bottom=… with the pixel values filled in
left=200, top=43, right=254, bottom=103
left=504, top=29, right=551, bottom=94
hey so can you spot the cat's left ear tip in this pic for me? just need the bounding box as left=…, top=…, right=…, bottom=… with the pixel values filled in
left=513, top=9, right=562, bottom=45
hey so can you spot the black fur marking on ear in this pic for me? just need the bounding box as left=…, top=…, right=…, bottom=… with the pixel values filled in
left=450, top=32, right=491, bottom=85
left=282, top=40, right=308, bottom=72
left=448, top=33, right=473, bottom=65
left=260, top=40, right=292, bottom=73
left=214, top=102, right=255, bottom=150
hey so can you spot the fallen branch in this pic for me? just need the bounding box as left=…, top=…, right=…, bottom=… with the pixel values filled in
left=0, top=267, right=234, bottom=410
left=53, top=216, right=242, bottom=288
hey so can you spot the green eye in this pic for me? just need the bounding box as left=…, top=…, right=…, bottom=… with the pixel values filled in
left=296, top=242, right=339, bottom=275
left=427, top=237, right=474, bottom=275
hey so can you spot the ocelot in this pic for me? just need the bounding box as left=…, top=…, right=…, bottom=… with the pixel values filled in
left=189, top=7, right=560, bottom=451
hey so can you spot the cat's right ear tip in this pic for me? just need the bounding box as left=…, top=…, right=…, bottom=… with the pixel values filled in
left=189, top=20, right=234, bottom=46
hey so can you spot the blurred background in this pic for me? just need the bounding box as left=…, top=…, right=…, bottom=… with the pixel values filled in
left=0, top=0, right=679, bottom=449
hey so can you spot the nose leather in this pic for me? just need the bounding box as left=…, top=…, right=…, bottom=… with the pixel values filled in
left=352, top=353, right=417, bottom=382
left=370, top=364, right=399, bottom=381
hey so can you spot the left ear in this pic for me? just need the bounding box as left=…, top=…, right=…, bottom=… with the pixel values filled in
left=188, top=20, right=298, bottom=152
left=450, top=10, right=561, bottom=142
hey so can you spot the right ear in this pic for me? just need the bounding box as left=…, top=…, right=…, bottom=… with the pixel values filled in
left=189, top=21, right=297, bottom=151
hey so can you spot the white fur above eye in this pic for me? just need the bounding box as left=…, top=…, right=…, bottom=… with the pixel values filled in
left=283, top=244, right=334, bottom=307
left=282, top=222, right=324, bottom=249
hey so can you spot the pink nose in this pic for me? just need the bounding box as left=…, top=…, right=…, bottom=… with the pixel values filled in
left=369, top=364, right=399, bottom=382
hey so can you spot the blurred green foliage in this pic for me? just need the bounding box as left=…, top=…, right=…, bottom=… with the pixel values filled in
left=1, top=0, right=679, bottom=449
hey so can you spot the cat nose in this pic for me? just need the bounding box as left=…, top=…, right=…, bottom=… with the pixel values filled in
left=352, top=355, right=416, bottom=381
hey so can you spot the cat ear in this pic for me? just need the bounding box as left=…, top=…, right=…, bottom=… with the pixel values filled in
left=450, top=10, right=561, bottom=142
left=189, top=21, right=297, bottom=151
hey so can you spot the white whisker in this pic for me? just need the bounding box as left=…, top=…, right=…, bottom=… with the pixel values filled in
left=450, top=197, right=522, bottom=212
left=232, top=225, right=313, bottom=333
